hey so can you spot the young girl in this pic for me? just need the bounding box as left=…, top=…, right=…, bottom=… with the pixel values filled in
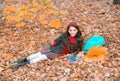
left=11, top=22, right=84, bottom=69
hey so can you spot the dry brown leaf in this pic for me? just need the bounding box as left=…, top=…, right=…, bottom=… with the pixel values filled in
left=0, top=67, right=4, bottom=73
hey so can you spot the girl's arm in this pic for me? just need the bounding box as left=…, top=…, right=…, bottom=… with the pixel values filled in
left=50, top=34, right=64, bottom=46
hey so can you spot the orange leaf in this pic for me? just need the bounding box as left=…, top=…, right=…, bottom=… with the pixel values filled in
left=15, top=22, right=25, bottom=27
left=84, top=46, right=108, bottom=62
left=50, top=19, right=63, bottom=28
left=6, top=15, right=15, bottom=22
left=7, top=4, right=17, bottom=12
left=24, top=12, right=35, bottom=19
left=45, top=2, right=53, bottom=8
left=3, top=4, right=18, bottom=15
left=6, top=0, right=11, bottom=2
left=38, top=18, right=47, bottom=25
left=14, top=16, right=23, bottom=22
left=7, top=54, right=14, bottom=59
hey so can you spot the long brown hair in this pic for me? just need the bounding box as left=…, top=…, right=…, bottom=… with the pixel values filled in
left=62, top=22, right=83, bottom=53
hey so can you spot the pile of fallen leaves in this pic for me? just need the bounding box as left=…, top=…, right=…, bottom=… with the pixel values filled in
left=0, top=0, right=120, bottom=81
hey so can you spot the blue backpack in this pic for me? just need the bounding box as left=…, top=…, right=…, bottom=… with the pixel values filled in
left=83, top=35, right=105, bottom=52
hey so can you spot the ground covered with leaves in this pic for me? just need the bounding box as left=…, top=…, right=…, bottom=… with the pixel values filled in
left=0, top=0, right=120, bottom=81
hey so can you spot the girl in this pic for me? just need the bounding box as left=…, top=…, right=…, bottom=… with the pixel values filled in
left=11, top=22, right=84, bottom=69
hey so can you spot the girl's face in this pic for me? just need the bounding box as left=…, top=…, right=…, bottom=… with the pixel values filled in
left=68, top=26, right=78, bottom=37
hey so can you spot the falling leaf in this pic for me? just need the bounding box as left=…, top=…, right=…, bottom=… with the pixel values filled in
left=38, top=18, right=47, bottom=25
left=50, top=19, right=63, bottom=29
left=7, top=54, right=14, bottom=59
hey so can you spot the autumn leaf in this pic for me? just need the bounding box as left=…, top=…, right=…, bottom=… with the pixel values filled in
left=3, top=5, right=17, bottom=15
left=6, top=15, right=15, bottom=22
left=24, top=12, right=35, bottom=19
left=38, top=18, right=47, bottom=25
left=59, top=10, right=68, bottom=15
left=0, top=67, right=4, bottom=73
left=43, top=0, right=50, bottom=3
left=33, top=1, right=40, bottom=7
left=6, top=0, right=11, bottom=2
left=14, top=16, right=23, bottom=22
left=19, top=4, right=32, bottom=11
left=15, top=22, right=25, bottom=27
left=84, top=46, right=108, bottom=62
left=6, top=4, right=17, bottom=13
left=3, top=8, right=12, bottom=15
left=50, top=19, right=63, bottom=29
left=7, top=54, right=14, bottom=59
left=45, top=2, right=53, bottom=8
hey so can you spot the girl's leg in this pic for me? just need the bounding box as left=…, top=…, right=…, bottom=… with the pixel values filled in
left=17, top=58, right=28, bottom=63
left=27, top=52, right=41, bottom=61
left=29, top=54, right=47, bottom=64
left=16, top=61, right=30, bottom=69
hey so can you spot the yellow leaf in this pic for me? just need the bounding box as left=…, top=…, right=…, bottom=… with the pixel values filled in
left=7, top=54, right=14, bottom=59
left=50, top=19, right=63, bottom=28
left=59, top=10, right=68, bottom=15
left=43, top=0, right=50, bottom=3
left=38, top=18, right=47, bottom=25
left=15, top=22, right=25, bottom=27
left=52, top=10, right=59, bottom=14
left=32, top=1, right=39, bottom=7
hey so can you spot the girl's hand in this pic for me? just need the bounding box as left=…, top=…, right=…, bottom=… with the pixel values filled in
left=49, top=40, right=54, bottom=46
